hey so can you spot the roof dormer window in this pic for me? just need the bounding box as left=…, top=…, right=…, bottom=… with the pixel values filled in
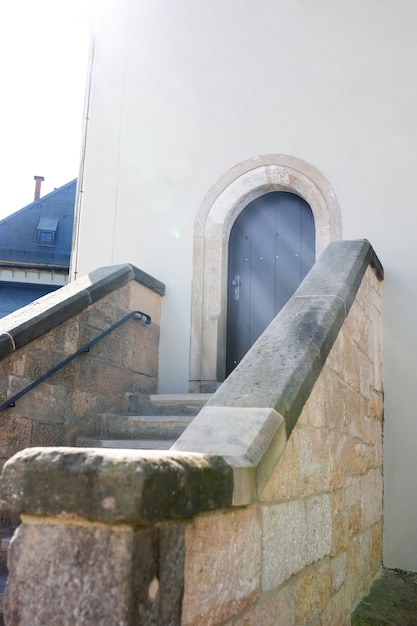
left=37, top=218, right=58, bottom=246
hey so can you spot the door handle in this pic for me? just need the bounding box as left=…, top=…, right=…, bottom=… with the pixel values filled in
left=232, top=275, right=240, bottom=301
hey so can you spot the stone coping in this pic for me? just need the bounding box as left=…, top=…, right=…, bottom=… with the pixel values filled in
left=0, top=264, right=165, bottom=359
left=0, top=240, right=383, bottom=524
left=0, top=447, right=233, bottom=526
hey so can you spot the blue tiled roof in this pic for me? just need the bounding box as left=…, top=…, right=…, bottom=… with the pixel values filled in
left=0, top=180, right=76, bottom=267
left=0, top=283, right=59, bottom=318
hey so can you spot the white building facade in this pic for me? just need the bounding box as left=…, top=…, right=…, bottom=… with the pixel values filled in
left=72, top=0, right=417, bottom=571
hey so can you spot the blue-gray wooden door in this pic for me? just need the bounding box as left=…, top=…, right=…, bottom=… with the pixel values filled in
left=226, top=191, right=315, bottom=375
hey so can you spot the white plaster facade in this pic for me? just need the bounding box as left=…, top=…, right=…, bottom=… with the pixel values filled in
left=72, top=0, right=417, bottom=571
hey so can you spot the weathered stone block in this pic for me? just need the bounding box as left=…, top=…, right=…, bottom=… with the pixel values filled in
left=38, top=316, right=80, bottom=355
left=182, top=507, right=261, bottom=625
left=108, top=283, right=131, bottom=309
left=331, top=551, right=347, bottom=592
left=6, top=377, right=68, bottom=424
left=298, top=425, right=331, bottom=495
left=6, top=518, right=184, bottom=624
left=6, top=353, right=26, bottom=378
left=343, top=384, right=364, bottom=439
left=83, top=328, right=124, bottom=366
left=84, top=299, right=124, bottom=333
left=319, top=586, right=348, bottom=626
left=344, top=299, right=369, bottom=355
left=318, top=561, right=334, bottom=613
left=340, top=334, right=361, bottom=393
left=232, top=584, right=295, bottom=626
left=306, top=495, right=332, bottom=563
left=66, top=389, right=101, bottom=424
left=301, top=366, right=345, bottom=431
left=131, top=372, right=159, bottom=394
left=361, top=470, right=383, bottom=529
left=261, top=494, right=331, bottom=591
left=30, top=421, right=66, bottom=447
left=0, top=447, right=234, bottom=526
left=359, top=350, right=373, bottom=401
left=330, top=491, right=349, bottom=556
left=369, top=389, right=383, bottom=421
left=262, top=501, right=307, bottom=591
left=325, top=327, right=343, bottom=375
left=329, top=433, right=356, bottom=491
left=346, top=528, right=377, bottom=609
left=0, top=414, right=32, bottom=460
left=370, top=521, right=383, bottom=576
left=124, top=345, right=159, bottom=378
left=293, top=568, right=320, bottom=624
left=260, top=428, right=300, bottom=503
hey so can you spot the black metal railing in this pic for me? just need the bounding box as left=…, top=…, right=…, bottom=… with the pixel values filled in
left=0, top=310, right=151, bottom=413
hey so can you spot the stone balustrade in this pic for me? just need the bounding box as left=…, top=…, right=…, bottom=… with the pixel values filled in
left=0, top=264, right=165, bottom=472
left=0, top=240, right=383, bottom=625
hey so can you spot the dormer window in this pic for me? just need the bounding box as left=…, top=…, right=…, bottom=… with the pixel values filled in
left=37, top=218, right=58, bottom=246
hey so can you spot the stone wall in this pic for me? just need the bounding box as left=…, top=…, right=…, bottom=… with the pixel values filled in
left=0, top=241, right=383, bottom=625
left=0, top=264, right=164, bottom=471
left=180, top=265, right=383, bottom=625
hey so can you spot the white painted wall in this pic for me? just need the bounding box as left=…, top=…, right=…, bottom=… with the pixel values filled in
left=73, top=0, right=417, bottom=571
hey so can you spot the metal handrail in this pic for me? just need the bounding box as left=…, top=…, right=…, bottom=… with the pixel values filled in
left=0, top=310, right=151, bottom=413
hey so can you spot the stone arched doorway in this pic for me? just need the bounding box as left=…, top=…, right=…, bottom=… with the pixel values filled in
left=188, top=154, right=342, bottom=393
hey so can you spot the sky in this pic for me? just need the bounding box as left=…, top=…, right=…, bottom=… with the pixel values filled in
left=0, top=0, right=90, bottom=219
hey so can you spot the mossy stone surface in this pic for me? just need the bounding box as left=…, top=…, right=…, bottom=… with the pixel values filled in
left=351, top=569, right=417, bottom=625
left=0, top=446, right=234, bottom=525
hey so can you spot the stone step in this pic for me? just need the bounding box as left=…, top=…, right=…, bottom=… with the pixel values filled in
left=76, top=393, right=212, bottom=451
left=76, top=437, right=176, bottom=450
left=126, top=393, right=212, bottom=416
left=101, top=414, right=194, bottom=440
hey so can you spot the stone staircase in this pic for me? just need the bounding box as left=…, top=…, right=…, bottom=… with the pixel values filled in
left=76, top=393, right=212, bottom=450
left=0, top=393, right=211, bottom=624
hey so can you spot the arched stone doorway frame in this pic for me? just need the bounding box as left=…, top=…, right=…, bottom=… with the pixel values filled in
left=188, top=154, right=343, bottom=392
